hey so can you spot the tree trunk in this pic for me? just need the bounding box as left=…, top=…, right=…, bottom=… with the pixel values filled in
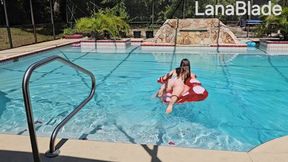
left=54, top=0, right=60, bottom=14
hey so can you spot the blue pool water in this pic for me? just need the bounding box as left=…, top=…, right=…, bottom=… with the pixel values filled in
left=0, top=46, right=288, bottom=152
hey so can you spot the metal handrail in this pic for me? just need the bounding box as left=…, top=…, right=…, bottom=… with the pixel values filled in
left=22, top=55, right=96, bottom=162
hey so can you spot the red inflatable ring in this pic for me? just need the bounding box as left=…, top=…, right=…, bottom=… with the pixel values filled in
left=157, top=76, right=208, bottom=103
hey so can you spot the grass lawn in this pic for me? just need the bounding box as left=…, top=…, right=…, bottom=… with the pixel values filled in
left=0, top=27, right=62, bottom=50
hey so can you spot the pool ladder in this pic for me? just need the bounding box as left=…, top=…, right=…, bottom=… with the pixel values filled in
left=22, top=55, right=96, bottom=162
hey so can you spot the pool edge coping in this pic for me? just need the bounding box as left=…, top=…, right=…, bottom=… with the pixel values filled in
left=0, top=134, right=287, bottom=162
left=0, top=39, right=81, bottom=63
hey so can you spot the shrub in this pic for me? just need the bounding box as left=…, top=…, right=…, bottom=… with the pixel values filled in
left=75, top=17, right=95, bottom=34
left=74, top=9, right=130, bottom=39
left=278, top=7, right=288, bottom=40
left=257, top=7, right=288, bottom=40
left=63, top=28, right=76, bottom=35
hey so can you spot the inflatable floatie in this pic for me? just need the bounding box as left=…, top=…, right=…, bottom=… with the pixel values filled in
left=246, top=41, right=256, bottom=47
left=157, top=75, right=208, bottom=103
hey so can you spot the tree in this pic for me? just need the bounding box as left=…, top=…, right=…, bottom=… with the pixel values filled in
left=257, top=6, right=288, bottom=40
left=280, top=0, right=288, bottom=6
left=278, top=7, right=288, bottom=40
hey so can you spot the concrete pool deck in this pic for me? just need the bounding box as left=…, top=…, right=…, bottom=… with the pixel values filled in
left=0, top=39, right=80, bottom=62
left=0, top=134, right=288, bottom=162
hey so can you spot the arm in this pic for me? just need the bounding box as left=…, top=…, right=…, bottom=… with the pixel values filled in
left=156, top=83, right=166, bottom=97
left=159, top=70, right=175, bottom=83
left=156, top=70, right=176, bottom=97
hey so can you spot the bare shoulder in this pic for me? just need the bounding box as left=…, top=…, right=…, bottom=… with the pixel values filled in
left=170, top=69, right=176, bottom=75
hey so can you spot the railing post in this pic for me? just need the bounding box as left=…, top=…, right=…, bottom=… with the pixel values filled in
left=22, top=56, right=95, bottom=159
left=22, top=68, right=41, bottom=162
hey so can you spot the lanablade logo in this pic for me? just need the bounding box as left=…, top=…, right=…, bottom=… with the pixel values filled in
left=195, top=1, right=282, bottom=16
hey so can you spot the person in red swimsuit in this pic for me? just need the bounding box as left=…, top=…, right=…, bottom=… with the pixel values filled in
left=156, top=59, right=196, bottom=113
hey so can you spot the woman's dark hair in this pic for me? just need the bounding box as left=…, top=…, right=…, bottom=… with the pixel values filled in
left=177, top=58, right=191, bottom=83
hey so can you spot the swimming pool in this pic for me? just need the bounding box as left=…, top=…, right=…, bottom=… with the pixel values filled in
left=0, top=45, right=287, bottom=152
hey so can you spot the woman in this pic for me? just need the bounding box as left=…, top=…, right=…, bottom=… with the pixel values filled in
left=156, top=59, right=196, bottom=113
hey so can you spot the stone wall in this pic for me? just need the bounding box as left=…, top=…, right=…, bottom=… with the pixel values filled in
left=154, top=18, right=240, bottom=46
